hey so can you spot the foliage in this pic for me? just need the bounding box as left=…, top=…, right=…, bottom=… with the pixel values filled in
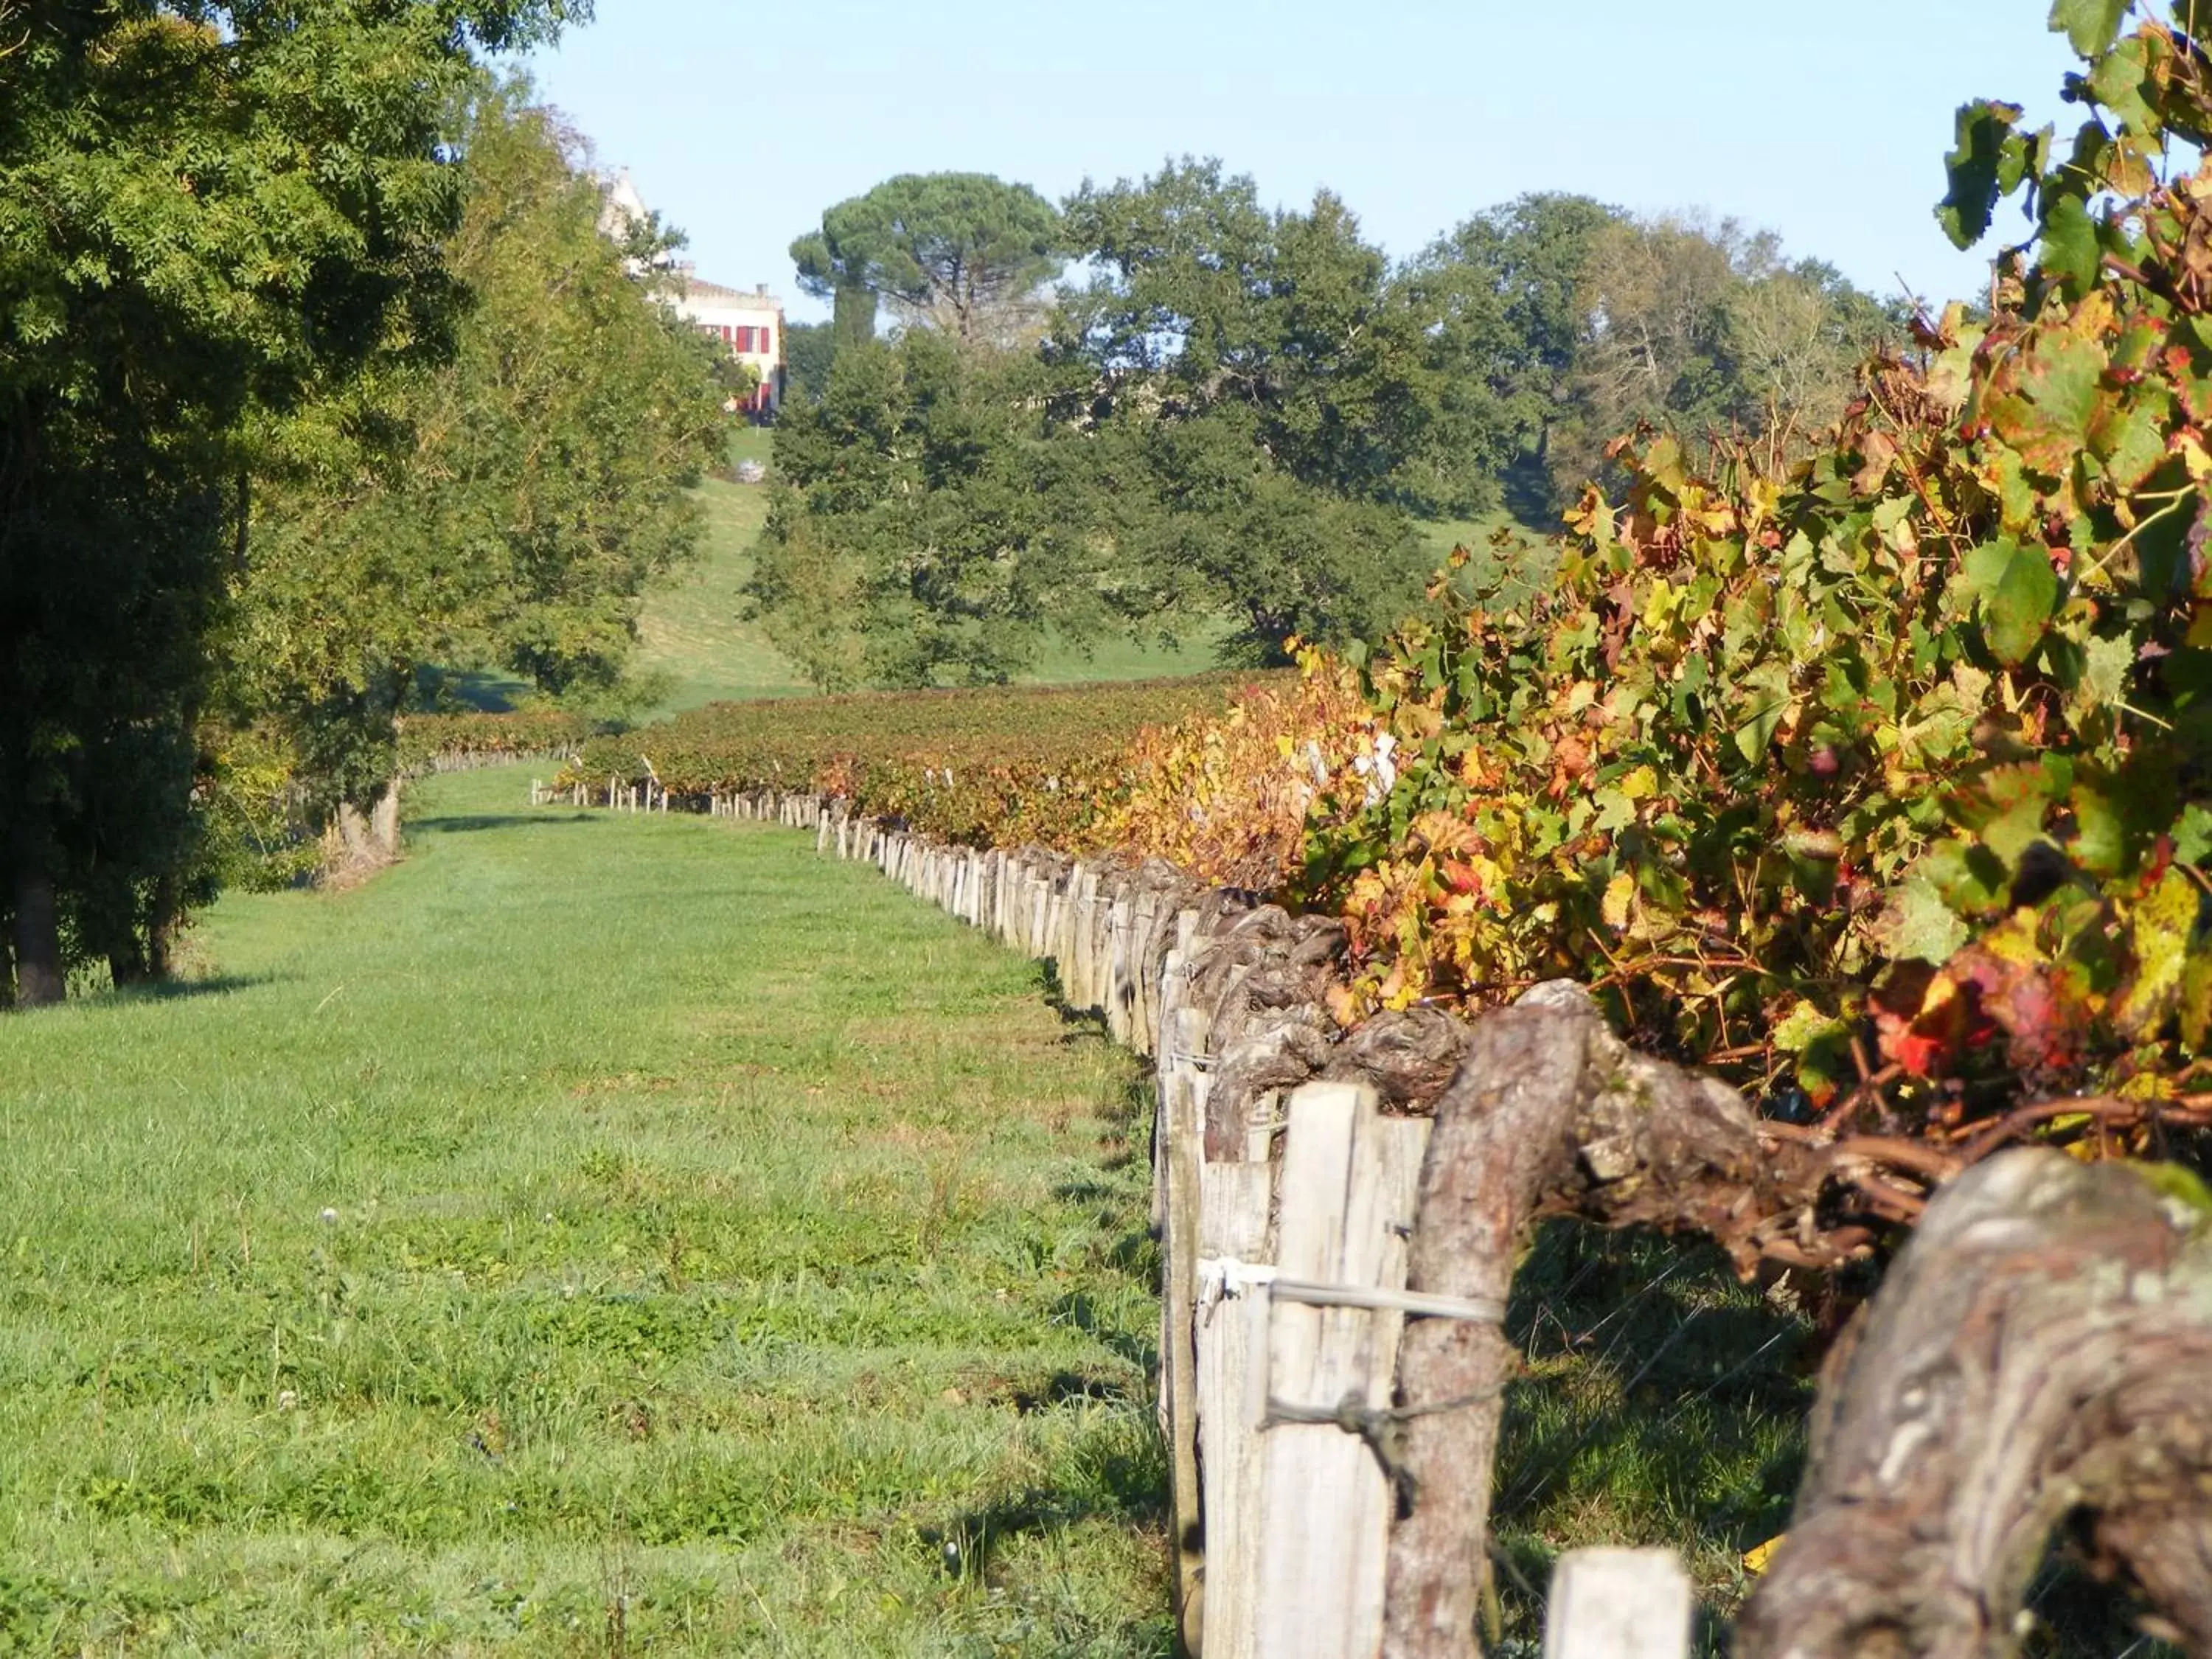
left=750, top=330, right=1161, bottom=689
left=0, top=0, right=582, bottom=1000
left=394, top=709, right=606, bottom=771
left=1057, top=159, right=1493, bottom=518
left=1091, top=651, right=1371, bottom=890
left=780, top=318, right=836, bottom=405
left=557, top=675, right=1278, bottom=848
left=1528, top=212, right=1905, bottom=505
left=227, top=83, right=727, bottom=827
left=1271, top=4, right=2212, bottom=1140
left=765, top=161, right=1895, bottom=691
left=1398, top=192, right=1623, bottom=516
left=790, top=171, right=1062, bottom=349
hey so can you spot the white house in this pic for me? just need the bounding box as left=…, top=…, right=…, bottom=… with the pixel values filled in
left=672, top=275, right=787, bottom=417
left=597, top=169, right=787, bottom=417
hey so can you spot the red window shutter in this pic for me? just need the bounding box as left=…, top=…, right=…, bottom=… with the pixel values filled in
left=761, top=327, right=773, bottom=356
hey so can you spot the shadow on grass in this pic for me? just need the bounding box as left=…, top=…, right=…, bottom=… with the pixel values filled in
left=1484, top=1222, right=1814, bottom=1650
left=413, top=812, right=597, bottom=836
left=1032, top=959, right=1114, bottom=1042
left=111, top=973, right=279, bottom=1004
left=923, top=1420, right=1169, bottom=1586
left=1486, top=1225, right=2169, bottom=1655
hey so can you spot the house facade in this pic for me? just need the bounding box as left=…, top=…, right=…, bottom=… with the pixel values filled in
left=672, top=276, right=786, bottom=417
left=597, top=169, right=787, bottom=417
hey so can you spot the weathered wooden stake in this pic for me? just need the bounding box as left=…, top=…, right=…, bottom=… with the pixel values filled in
left=1543, top=1551, right=1691, bottom=1659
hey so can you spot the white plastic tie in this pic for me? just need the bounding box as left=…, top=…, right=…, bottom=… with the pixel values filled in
left=1195, top=1256, right=1502, bottom=1325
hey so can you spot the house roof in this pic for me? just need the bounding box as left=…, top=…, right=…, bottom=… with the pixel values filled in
left=680, top=276, right=785, bottom=310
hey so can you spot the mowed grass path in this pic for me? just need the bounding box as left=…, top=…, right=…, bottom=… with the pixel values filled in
left=0, top=768, right=1169, bottom=1655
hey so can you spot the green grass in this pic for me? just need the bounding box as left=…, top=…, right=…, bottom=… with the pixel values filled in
left=1486, top=1226, right=1813, bottom=1651
left=634, top=476, right=803, bottom=714
left=0, top=768, right=1169, bottom=1655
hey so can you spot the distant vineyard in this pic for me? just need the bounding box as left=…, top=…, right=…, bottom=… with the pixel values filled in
left=395, top=709, right=605, bottom=772
left=555, top=675, right=1289, bottom=847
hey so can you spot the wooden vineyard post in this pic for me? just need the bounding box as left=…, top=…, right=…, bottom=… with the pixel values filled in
left=1253, top=1083, right=1432, bottom=1659
left=1155, top=946, right=1207, bottom=1652
left=1129, top=886, right=1161, bottom=1056
left=1543, top=1551, right=1691, bottom=1659
left=1027, top=870, right=1051, bottom=960
left=1107, top=891, right=1135, bottom=1046
left=1189, top=976, right=1273, bottom=1659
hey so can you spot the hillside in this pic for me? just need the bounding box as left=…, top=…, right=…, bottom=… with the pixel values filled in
left=629, top=431, right=1525, bottom=719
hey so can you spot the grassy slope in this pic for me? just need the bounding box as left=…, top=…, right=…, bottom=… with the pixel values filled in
left=633, top=471, right=1228, bottom=717
left=0, top=768, right=1168, bottom=1655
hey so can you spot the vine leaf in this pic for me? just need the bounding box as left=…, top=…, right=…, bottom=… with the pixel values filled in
left=1881, top=879, right=1974, bottom=966
left=2115, top=867, right=2205, bottom=1035
left=2050, top=0, right=2132, bottom=58
left=1938, top=100, right=2029, bottom=250
left=1960, top=537, right=2061, bottom=665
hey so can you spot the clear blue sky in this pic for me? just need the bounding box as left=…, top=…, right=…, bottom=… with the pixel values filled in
left=527, top=1, right=2085, bottom=324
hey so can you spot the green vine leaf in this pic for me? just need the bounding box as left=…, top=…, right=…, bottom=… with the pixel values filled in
left=1938, top=100, right=2030, bottom=250
left=1881, top=879, right=1975, bottom=965
left=1960, top=537, right=2062, bottom=665
left=2050, top=0, right=2132, bottom=58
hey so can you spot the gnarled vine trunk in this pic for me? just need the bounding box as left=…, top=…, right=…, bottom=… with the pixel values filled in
left=1736, top=1147, right=2212, bottom=1659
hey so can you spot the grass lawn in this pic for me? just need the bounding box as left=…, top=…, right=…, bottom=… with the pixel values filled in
left=0, top=767, right=1169, bottom=1655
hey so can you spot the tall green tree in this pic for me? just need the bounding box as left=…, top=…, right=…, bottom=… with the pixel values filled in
left=1050, top=160, right=1444, bottom=650
left=791, top=172, right=1063, bottom=349
left=0, top=0, right=580, bottom=1004
left=781, top=319, right=836, bottom=406
left=1408, top=192, right=1622, bottom=515
left=753, top=330, right=1123, bottom=689
left=228, top=85, right=727, bottom=833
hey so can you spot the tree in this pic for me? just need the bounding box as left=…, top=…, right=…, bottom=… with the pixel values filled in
left=1544, top=213, right=1903, bottom=498
left=1408, top=193, right=1623, bottom=516
left=1051, top=160, right=1441, bottom=645
left=752, top=330, right=1121, bottom=688
left=781, top=319, right=836, bottom=406
left=227, top=84, right=726, bottom=841
left=0, top=0, right=580, bottom=1004
left=790, top=172, right=1063, bottom=349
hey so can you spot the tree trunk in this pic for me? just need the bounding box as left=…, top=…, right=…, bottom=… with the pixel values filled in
left=1735, top=1147, right=2212, bottom=1659
left=108, top=937, right=150, bottom=988
left=1380, top=983, right=1832, bottom=1658
left=11, top=865, right=64, bottom=1007
left=327, top=781, right=400, bottom=882
left=145, top=869, right=183, bottom=980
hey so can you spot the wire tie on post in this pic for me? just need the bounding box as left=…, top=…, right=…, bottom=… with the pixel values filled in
left=1262, top=1383, right=1512, bottom=1514
left=1194, top=1257, right=1503, bottom=1325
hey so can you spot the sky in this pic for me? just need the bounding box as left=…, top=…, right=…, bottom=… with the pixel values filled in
left=526, top=1, right=2089, bottom=326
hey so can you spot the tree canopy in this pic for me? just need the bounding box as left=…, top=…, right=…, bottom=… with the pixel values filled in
left=756, top=160, right=1902, bottom=689
left=0, top=5, right=742, bottom=1006
left=226, top=84, right=727, bottom=825
left=790, top=172, right=1063, bottom=350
